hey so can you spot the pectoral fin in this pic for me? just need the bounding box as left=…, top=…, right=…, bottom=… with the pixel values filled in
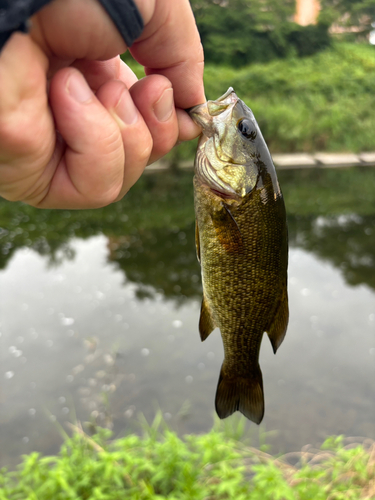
left=199, top=295, right=216, bottom=341
left=266, top=287, right=289, bottom=354
left=211, top=203, right=244, bottom=253
left=195, top=221, right=201, bottom=263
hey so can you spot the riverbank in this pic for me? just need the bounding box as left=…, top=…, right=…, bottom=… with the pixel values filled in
left=0, top=420, right=374, bottom=499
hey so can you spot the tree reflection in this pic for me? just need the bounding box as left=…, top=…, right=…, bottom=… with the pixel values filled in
left=289, top=214, right=375, bottom=290
left=107, top=225, right=201, bottom=302
left=0, top=169, right=375, bottom=300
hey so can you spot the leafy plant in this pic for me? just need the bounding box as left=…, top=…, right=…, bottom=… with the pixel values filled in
left=124, top=41, right=375, bottom=159
left=0, top=416, right=374, bottom=499
left=190, top=0, right=330, bottom=66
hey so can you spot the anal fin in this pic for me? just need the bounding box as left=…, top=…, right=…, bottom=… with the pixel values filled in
left=266, top=287, right=289, bottom=354
left=199, top=295, right=216, bottom=341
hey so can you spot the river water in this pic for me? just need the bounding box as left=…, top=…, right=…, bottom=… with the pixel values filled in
left=0, top=168, right=374, bottom=468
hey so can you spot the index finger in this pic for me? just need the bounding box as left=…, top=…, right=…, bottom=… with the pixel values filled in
left=131, top=0, right=205, bottom=109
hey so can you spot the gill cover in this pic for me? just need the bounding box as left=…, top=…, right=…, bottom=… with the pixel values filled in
left=189, top=88, right=280, bottom=199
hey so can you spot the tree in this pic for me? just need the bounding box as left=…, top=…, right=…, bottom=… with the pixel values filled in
left=191, top=0, right=296, bottom=65
left=190, top=0, right=330, bottom=66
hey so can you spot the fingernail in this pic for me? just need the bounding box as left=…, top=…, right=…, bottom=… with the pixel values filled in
left=154, top=88, right=174, bottom=122
left=115, top=89, right=138, bottom=125
left=67, top=72, right=93, bottom=103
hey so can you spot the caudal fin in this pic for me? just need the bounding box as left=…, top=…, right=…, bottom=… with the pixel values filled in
left=215, top=363, right=264, bottom=424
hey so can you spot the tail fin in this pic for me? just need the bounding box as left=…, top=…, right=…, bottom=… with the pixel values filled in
left=215, top=363, right=264, bottom=424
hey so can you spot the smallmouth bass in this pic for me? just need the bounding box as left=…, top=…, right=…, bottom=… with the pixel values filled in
left=189, top=88, right=288, bottom=424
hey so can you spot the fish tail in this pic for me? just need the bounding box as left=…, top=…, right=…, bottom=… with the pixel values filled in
left=215, top=363, right=264, bottom=424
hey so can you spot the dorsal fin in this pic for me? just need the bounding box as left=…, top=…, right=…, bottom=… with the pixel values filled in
left=199, top=295, right=216, bottom=341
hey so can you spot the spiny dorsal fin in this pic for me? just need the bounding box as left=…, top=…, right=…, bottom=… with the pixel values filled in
left=266, top=287, right=289, bottom=354
left=211, top=203, right=244, bottom=253
left=199, top=295, right=216, bottom=341
left=195, top=221, right=200, bottom=263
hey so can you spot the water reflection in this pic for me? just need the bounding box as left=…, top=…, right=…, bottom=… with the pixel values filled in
left=289, top=214, right=375, bottom=290
left=107, top=225, right=201, bottom=302
left=0, top=168, right=375, bottom=468
left=1, top=170, right=375, bottom=296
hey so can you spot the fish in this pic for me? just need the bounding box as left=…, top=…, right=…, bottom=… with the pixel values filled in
left=188, top=88, right=288, bottom=424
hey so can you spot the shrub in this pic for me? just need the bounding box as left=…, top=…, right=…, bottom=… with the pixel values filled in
left=0, top=419, right=374, bottom=500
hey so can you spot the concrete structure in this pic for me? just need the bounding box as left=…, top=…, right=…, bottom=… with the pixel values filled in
left=295, top=0, right=320, bottom=26
left=145, top=153, right=375, bottom=173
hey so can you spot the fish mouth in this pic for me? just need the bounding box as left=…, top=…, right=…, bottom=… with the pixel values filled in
left=188, top=87, right=238, bottom=132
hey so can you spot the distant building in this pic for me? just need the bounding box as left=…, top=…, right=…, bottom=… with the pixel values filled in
left=295, top=0, right=320, bottom=26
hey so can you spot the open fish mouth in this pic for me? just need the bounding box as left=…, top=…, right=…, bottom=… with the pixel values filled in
left=188, top=87, right=238, bottom=133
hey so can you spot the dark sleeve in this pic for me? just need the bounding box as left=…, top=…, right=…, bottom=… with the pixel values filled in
left=0, top=0, right=143, bottom=51
left=0, top=0, right=52, bottom=50
left=97, top=0, right=143, bottom=47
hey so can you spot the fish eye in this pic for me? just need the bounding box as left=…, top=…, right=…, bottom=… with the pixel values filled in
left=237, top=119, right=257, bottom=141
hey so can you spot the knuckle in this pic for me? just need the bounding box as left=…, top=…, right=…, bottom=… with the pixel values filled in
left=98, top=185, right=123, bottom=207
left=101, top=126, right=123, bottom=158
left=135, top=131, right=153, bottom=166
left=152, top=127, right=178, bottom=160
left=0, top=189, right=21, bottom=202
left=0, top=119, right=22, bottom=156
left=138, top=142, right=153, bottom=166
left=0, top=113, right=51, bottom=160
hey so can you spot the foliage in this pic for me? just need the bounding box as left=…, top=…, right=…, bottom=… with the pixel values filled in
left=204, top=42, right=375, bottom=153
left=0, top=417, right=374, bottom=499
left=205, top=43, right=375, bottom=156
left=125, top=42, right=375, bottom=156
left=189, top=0, right=330, bottom=66
left=124, top=40, right=375, bottom=155
left=286, top=22, right=331, bottom=57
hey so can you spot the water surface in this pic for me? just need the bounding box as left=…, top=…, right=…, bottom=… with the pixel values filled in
left=1, top=168, right=374, bottom=468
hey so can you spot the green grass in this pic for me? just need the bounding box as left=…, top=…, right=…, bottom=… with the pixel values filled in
left=0, top=417, right=374, bottom=499
left=204, top=43, right=375, bottom=154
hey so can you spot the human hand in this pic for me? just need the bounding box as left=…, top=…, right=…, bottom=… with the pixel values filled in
left=0, top=0, right=205, bottom=209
